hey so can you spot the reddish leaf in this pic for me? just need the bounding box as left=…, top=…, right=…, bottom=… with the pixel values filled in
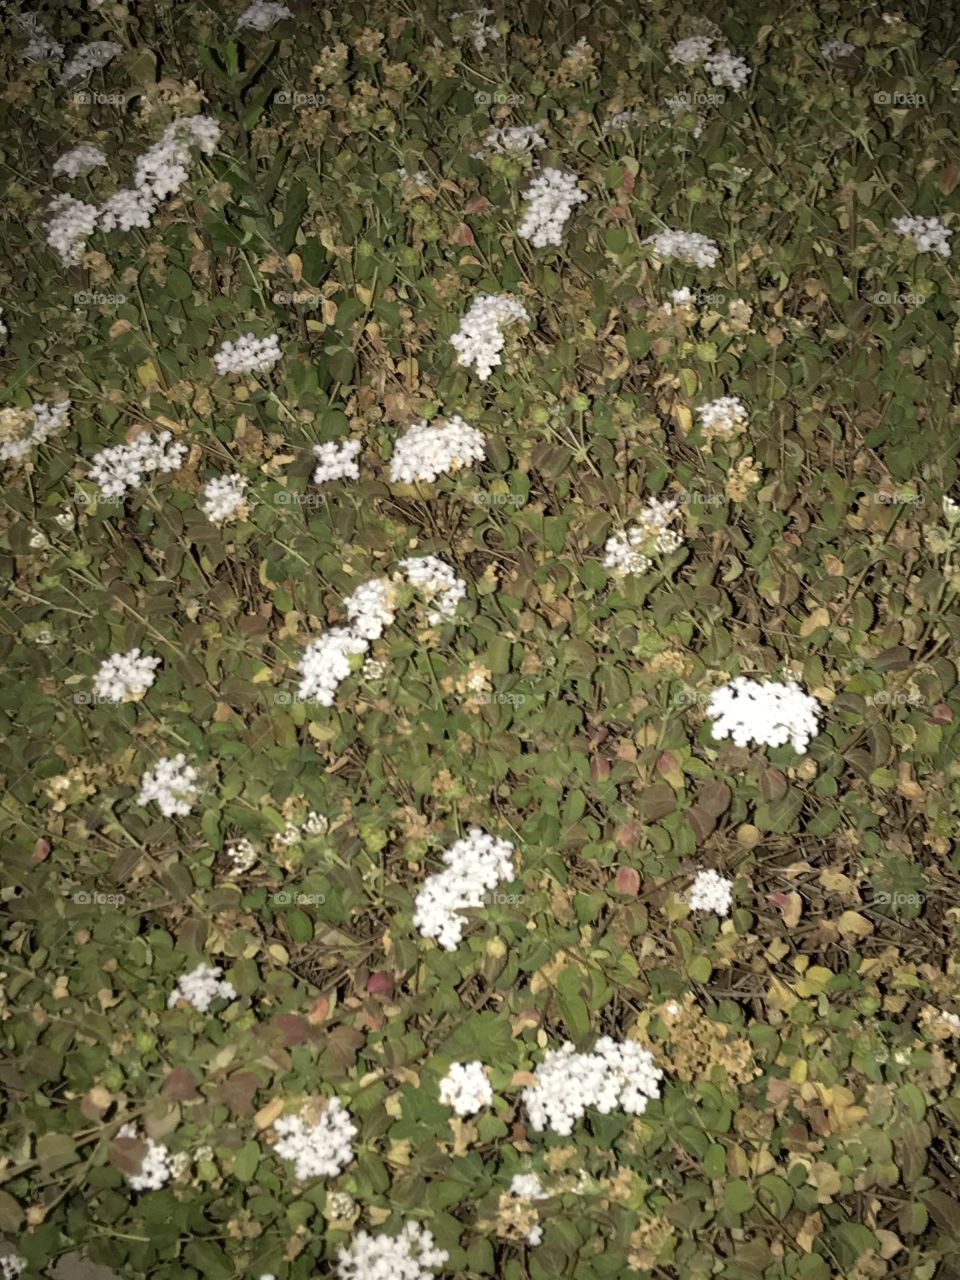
left=162, top=1067, right=199, bottom=1100
left=686, top=804, right=718, bottom=846
left=33, top=838, right=51, bottom=862
left=366, top=971, right=393, bottom=997
left=108, top=1136, right=147, bottom=1177
left=615, top=867, right=640, bottom=895
left=308, top=994, right=330, bottom=1025
left=590, top=755, right=610, bottom=783
left=697, top=780, right=732, bottom=819
left=636, top=783, right=677, bottom=821
left=326, top=1025, right=365, bottom=1068
left=220, top=1071, right=259, bottom=1117
left=614, top=821, right=643, bottom=849
left=451, top=222, right=475, bottom=246
left=931, top=703, right=953, bottom=724
left=273, top=1014, right=311, bottom=1046
left=463, top=194, right=492, bottom=214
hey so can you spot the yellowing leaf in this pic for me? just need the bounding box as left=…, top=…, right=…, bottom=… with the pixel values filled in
left=836, top=910, right=873, bottom=940
left=287, top=252, right=303, bottom=283
left=136, top=360, right=160, bottom=388
left=253, top=1097, right=285, bottom=1131
left=799, top=607, right=831, bottom=637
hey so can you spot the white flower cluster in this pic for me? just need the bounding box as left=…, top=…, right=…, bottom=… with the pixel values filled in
left=273, top=810, right=328, bottom=848
left=696, top=395, right=748, bottom=440
left=687, top=868, right=734, bottom=916
left=116, top=1123, right=177, bottom=1192
left=297, top=628, right=369, bottom=707
left=137, top=753, right=199, bottom=817
left=236, top=0, right=292, bottom=32
left=337, top=1222, right=448, bottom=1280
left=88, top=429, right=187, bottom=499
left=517, top=168, right=588, bottom=248
left=0, top=400, right=71, bottom=466
left=167, top=963, right=236, bottom=1011
left=706, top=677, right=822, bottom=754
left=400, top=555, right=466, bottom=623
left=213, top=332, right=282, bottom=375
left=481, top=124, right=546, bottom=155
left=0, top=1252, right=25, bottom=1280
left=46, top=117, right=221, bottom=262
left=52, top=143, right=108, bottom=179
left=510, top=1173, right=547, bottom=1199
left=643, top=228, right=720, bottom=267
left=271, top=1100, right=357, bottom=1180
left=344, top=578, right=399, bottom=640
left=451, top=7, right=500, bottom=52
left=313, top=438, right=361, bottom=484
left=892, top=214, right=951, bottom=258
left=61, top=40, right=123, bottom=84
left=667, top=36, right=750, bottom=90
left=563, top=37, right=594, bottom=70
left=603, top=108, right=643, bottom=133
left=603, top=496, right=684, bottom=576
left=202, top=474, right=248, bottom=525
left=704, top=47, right=750, bottom=90
left=667, top=36, right=714, bottom=65
left=413, top=827, right=515, bottom=950
left=821, top=37, right=856, bottom=61
left=225, top=836, right=258, bottom=875
left=93, top=649, right=161, bottom=703
left=522, top=1037, right=664, bottom=1135
left=389, top=415, right=485, bottom=483
left=439, top=1061, right=493, bottom=1115
left=45, top=194, right=99, bottom=266
left=16, top=11, right=64, bottom=62
left=451, top=293, right=530, bottom=380
left=509, top=1173, right=547, bottom=1245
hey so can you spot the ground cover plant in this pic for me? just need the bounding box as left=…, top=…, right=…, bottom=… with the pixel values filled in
left=2, top=1, right=960, bottom=1277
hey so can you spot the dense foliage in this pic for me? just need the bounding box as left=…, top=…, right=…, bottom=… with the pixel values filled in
left=2, top=2, right=960, bottom=1278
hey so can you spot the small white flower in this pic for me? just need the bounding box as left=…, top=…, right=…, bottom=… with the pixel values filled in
left=93, top=649, right=161, bottom=703
left=389, top=416, right=486, bottom=484
left=202, top=473, right=248, bottom=525
left=687, top=868, right=734, bottom=916
left=603, top=496, right=684, bottom=576
left=450, top=294, right=530, bottom=381
left=45, top=193, right=99, bottom=266
left=521, top=1038, right=663, bottom=1136
left=60, top=40, right=122, bottom=83
left=225, top=837, right=257, bottom=875
left=297, top=628, right=369, bottom=706
left=451, top=7, right=501, bottom=52
left=213, top=332, right=282, bottom=375
left=603, top=108, right=643, bottom=133
left=892, top=214, right=951, bottom=258
left=696, top=395, right=748, bottom=440
left=167, top=963, right=236, bottom=1011
left=343, top=578, right=399, bottom=641
left=668, top=36, right=714, bottom=65
left=439, top=1061, right=493, bottom=1115
left=704, top=48, right=750, bottom=90
left=706, top=676, right=822, bottom=754
left=29, top=529, right=48, bottom=550
left=16, top=11, right=64, bottom=62
left=413, top=828, right=515, bottom=950
left=0, top=1251, right=26, bottom=1280
left=643, top=228, right=720, bottom=267
left=362, top=658, right=385, bottom=680
left=236, top=0, right=292, bottom=32
left=336, top=1221, right=448, bottom=1280
left=517, top=168, right=588, bottom=248
left=88, top=429, right=186, bottom=499
left=116, top=1123, right=176, bottom=1191
left=510, top=1173, right=547, bottom=1199
left=313, top=438, right=361, bottom=484
left=137, top=753, right=199, bottom=817
left=943, top=495, right=960, bottom=523
left=399, top=555, right=467, bottom=623
left=480, top=125, right=546, bottom=155
left=821, top=37, right=856, bottom=61
left=0, top=400, right=71, bottom=467
left=53, top=143, right=108, bottom=179
left=271, top=1099, right=357, bottom=1181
